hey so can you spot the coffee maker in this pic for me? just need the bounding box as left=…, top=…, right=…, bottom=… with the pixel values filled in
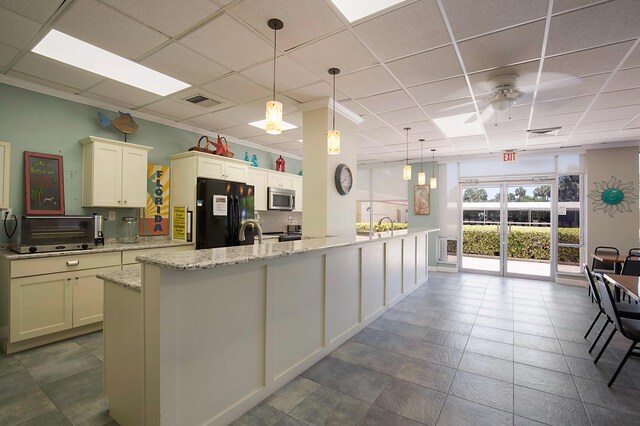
left=94, top=213, right=105, bottom=245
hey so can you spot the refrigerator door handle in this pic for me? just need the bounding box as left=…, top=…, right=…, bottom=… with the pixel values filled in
left=228, top=195, right=235, bottom=242
left=235, top=196, right=240, bottom=242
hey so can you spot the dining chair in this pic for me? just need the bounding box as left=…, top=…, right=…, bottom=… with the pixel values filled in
left=583, top=265, right=640, bottom=354
left=629, top=248, right=640, bottom=256
left=592, top=246, right=619, bottom=273
left=622, top=255, right=640, bottom=276
left=594, top=275, right=640, bottom=387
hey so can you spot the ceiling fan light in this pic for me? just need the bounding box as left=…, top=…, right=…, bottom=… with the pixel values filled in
left=327, top=129, right=340, bottom=155
left=418, top=172, right=426, bottom=185
left=265, top=100, right=282, bottom=135
left=492, top=97, right=514, bottom=112
left=403, top=165, right=411, bottom=181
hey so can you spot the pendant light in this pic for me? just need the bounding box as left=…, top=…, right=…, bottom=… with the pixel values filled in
left=327, top=67, right=341, bottom=155
left=417, top=138, right=426, bottom=185
left=430, top=148, right=437, bottom=189
left=265, top=19, right=284, bottom=135
left=403, top=127, right=411, bottom=180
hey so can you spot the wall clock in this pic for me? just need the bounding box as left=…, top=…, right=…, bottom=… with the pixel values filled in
left=335, top=164, right=352, bottom=196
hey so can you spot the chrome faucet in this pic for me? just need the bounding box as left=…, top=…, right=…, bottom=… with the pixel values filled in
left=239, top=220, right=263, bottom=244
left=378, top=216, right=395, bottom=236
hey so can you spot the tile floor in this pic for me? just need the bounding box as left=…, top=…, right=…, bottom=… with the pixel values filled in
left=2, top=272, right=640, bottom=425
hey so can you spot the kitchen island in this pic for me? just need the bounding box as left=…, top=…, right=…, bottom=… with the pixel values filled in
left=100, top=229, right=438, bottom=426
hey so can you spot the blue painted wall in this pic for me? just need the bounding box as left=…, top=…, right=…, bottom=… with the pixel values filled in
left=0, top=83, right=302, bottom=243
left=407, top=161, right=439, bottom=266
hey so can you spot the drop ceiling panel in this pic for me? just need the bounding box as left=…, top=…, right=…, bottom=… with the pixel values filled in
left=284, top=81, right=333, bottom=103
left=552, top=0, right=605, bottom=14
left=530, top=112, right=583, bottom=128
left=421, top=98, right=476, bottom=118
left=336, top=66, right=399, bottom=99
left=215, top=104, right=264, bottom=123
left=622, top=44, right=640, bottom=69
left=353, top=0, right=450, bottom=62
left=457, top=21, right=545, bottom=73
left=168, top=87, right=234, bottom=112
left=240, top=55, right=320, bottom=92
left=569, top=130, right=619, bottom=142
left=377, top=107, right=427, bottom=125
left=339, top=100, right=370, bottom=116
left=535, top=73, right=609, bottom=103
left=485, top=119, right=529, bottom=134
left=201, top=73, right=271, bottom=104
left=0, top=42, right=19, bottom=66
left=184, top=112, right=240, bottom=131
left=55, top=0, right=168, bottom=59
left=0, top=7, right=41, bottom=49
left=12, top=53, right=104, bottom=90
left=102, top=0, right=219, bottom=37
left=221, top=124, right=269, bottom=138
left=356, top=137, right=381, bottom=149
left=180, top=14, right=272, bottom=71
left=287, top=30, right=378, bottom=75
left=356, top=90, right=416, bottom=114
left=532, top=95, right=594, bottom=117
left=592, top=87, right=640, bottom=110
left=231, top=0, right=344, bottom=52
left=386, top=45, right=463, bottom=87
left=604, top=67, right=640, bottom=92
left=358, top=127, right=405, bottom=145
left=138, top=98, right=206, bottom=121
left=546, top=0, right=640, bottom=56
left=142, top=43, right=229, bottom=85
left=358, top=115, right=387, bottom=130
left=0, top=0, right=62, bottom=24
left=582, top=105, right=640, bottom=123
left=393, top=120, right=438, bottom=134
left=250, top=133, right=294, bottom=144
left=543, top=41, right=633, bottom=78
left=618, top=128, right=640, bottom=138
left=409, top=77, right=471, bottom=105
left=627, top=115, right=640, bottom=129
left=442, top=0, right=547, bottom=41
left=270, top=141, right=305, bottom=152
left=6, top=70, right=80, bottom=94
left=490, top=139, right=527, bottom=150
left=86, top=80, right=162, bottom=108
left=412, top=130, right=447, bottom=143
left=574, top=119, right=630, bottom=133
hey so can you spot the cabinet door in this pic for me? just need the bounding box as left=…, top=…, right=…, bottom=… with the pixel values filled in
left=198, top=157, right=225, bottom=180
left=253, top=170, right=268, bottom=211
left=224, top=163, right=248, bottom=183
left=10, top=272, right=72, bottom=342
left=121, top=147, right=148, bottom=207
left=267, top=171, right=279, bottom=188
left=292, top=176, right=303, bottom=212
left=93, top=143, right=123, bottom=207
left=73, top=266, right=119, bottom=327
left=279, top=174, right=294, bottom=190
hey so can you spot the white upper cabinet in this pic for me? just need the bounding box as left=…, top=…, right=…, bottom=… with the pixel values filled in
left=249, top=169, right=268, bottom=211
left=267, top=171, right=293, bottom=190
left=80, top=137, right=152, bottom=208
left=292, top=176, right=303, bottom=212
left=196, top=154, right=248, bottom=183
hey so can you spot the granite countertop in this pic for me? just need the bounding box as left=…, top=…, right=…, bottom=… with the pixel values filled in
left=97, top=269, right=141, bottom=292
left=0, top=238, right=194, bottom=260
left=137, top=229, right=439, bottom=271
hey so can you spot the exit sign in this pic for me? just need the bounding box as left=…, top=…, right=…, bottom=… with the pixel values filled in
left=503, top=151, right=517, bottom=162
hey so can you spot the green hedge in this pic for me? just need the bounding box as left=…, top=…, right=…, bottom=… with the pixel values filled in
left=356, top=222, right=408, bottom=233
left=455, top=225, right=579, bottom=263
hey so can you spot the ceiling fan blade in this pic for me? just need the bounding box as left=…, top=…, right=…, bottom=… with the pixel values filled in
left=479, top=107, right=495, bottom=125
left=437, top=100, right=478, bottom=113
left=518, top=73, right=582, bottom=92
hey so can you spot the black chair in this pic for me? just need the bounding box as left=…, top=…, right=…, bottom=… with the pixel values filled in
left=622, top=255, right=640, bottom=276
left=594, top=275, right=640, bottom=386
left=583, top=265, right=640, bottom=354
left=592, top=246, right=619, bottom=273
left=629, top=248, right=640, bottom=256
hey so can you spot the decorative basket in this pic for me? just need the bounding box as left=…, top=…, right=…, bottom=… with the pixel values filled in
left=188, top=136, right=215, bottom=154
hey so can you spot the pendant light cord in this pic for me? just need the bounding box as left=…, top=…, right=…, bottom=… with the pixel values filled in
left=420, top=140, right=423, bottom=173
left=332, top=73, right=336, bottom=130
left=272, top=26, right=277, bottom=101
left=406, top=128, right=409, bottom=165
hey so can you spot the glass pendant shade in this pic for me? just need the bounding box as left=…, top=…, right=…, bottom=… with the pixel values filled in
left=327, top=129, right=340, bottom=155
left=430, top=176, right=437, bottom=189
left=418, top=172, right=426, bottom=185
left=265, top=100, right=282, bottom=135
left=403, top=165, right=411, bottom=180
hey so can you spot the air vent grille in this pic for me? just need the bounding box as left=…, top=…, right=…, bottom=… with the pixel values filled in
left=527, top=127, right=561, bottom=137
left=184, top=94, right=221, bottom=108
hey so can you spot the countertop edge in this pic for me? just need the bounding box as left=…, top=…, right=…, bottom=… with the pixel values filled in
left=98, top=270, right=142, bottom=292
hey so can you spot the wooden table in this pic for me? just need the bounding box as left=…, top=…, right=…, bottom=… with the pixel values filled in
left=604, top=274, right=640, bottom=301
left=592, top=253, right=625, bottom=274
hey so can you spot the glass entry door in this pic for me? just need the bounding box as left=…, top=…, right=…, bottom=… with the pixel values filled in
left=460, top=180, right=556, bottom=280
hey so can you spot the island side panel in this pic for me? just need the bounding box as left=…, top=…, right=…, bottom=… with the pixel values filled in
left=385, top=239, right=403, bottom=306
left=403, top=235, right=417, bottom=293
left=361, top=242, right=385, bottom=323
left=416, top=233, right=427, bottom=283
left=325, top=247, right=361, bottom=345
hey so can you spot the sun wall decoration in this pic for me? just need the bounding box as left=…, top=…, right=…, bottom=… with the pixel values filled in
left=588, top=176, right=638, bottom=217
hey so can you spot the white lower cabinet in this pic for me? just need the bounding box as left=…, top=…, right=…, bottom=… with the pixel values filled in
left=72, top=266, right=120, bottom=327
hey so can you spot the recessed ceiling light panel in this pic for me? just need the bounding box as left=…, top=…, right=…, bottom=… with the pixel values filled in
left=433, top=113, right=485, bottom=138
left=32, top=29, right=190, bottom=96
left=330, top=0, right=406, bottom=22
left=249, top=119, right=298, bottom=131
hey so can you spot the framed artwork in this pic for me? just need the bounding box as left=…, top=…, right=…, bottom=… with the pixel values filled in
left=0, top=141, right=10, bottom=208
left=414, top=185, right=430, bottom=215
left=24, top=151, right=65, bottom=215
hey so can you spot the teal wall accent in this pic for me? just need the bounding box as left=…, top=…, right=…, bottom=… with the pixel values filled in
left=0, top=83, right=302, bottom=244
left=407, top=162, right=439, bottom=266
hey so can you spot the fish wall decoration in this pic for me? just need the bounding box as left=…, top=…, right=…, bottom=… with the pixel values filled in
left=97, top=111, right=139, bottom=141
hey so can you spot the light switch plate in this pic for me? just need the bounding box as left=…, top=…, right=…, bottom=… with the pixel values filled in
left=108, top=211, right=116, bottom=221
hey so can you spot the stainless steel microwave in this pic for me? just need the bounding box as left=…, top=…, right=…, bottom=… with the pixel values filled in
left=267, top=187, right=295, bottom=211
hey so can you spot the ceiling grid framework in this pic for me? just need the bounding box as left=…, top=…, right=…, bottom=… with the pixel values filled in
left=0, top=0, right=638, bottom=162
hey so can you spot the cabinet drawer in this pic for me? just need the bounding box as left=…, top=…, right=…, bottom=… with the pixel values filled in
left=11, top=252, right=121, bottom=278
left=122, top=245, right=193, bottom=265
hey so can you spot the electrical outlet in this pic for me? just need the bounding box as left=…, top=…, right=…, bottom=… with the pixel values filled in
left=0, top=208, right=14, bottom=220
left=108, top=211, right=116, bottom=221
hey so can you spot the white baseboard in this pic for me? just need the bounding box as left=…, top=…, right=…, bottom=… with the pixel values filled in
left=556, top=276, right=587, bottom=287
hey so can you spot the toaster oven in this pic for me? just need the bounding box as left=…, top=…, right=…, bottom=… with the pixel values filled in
left=11, top=215, right=96, bottom=254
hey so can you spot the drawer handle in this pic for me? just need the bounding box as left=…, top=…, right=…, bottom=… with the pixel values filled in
left=66, top=260, right=80, bottom=266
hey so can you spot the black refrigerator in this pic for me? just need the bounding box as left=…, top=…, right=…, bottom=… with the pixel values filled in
left=196, top=178, right=255, bottom=249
